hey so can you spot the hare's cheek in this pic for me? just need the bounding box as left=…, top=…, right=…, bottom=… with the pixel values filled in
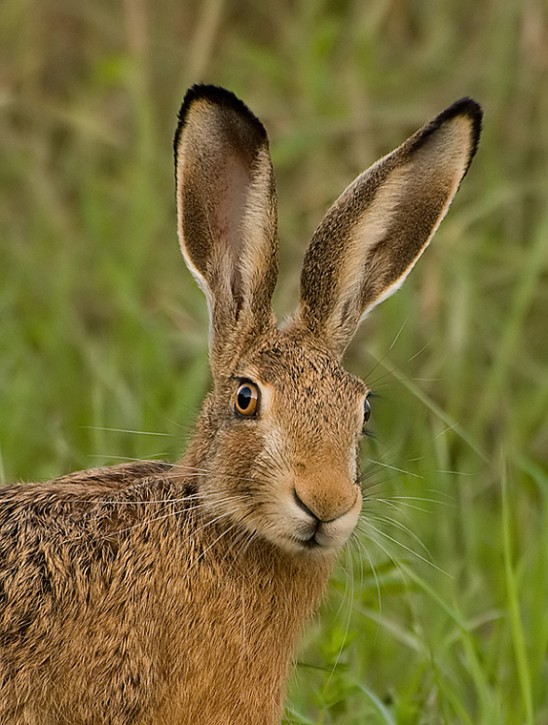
left=212, top=427, right=264, bottom=481
left=257, top=425, right=292, bottom=479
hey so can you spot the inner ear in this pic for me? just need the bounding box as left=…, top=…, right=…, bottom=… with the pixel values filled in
left=218, top=152, right=252, bottom=310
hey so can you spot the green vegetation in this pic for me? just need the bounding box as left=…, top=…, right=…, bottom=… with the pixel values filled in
left=1, top=1, right=547, bottom=722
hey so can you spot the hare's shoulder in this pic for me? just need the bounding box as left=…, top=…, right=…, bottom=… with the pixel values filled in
left=0, top=461, right=191, bottom=684
left=0, top=460, right=173, bottom=504
left=0, top=461, right=193, bottom=623
left=0, top=460, right=189, bottom=558
left=51, top=459, right=174, bottom=488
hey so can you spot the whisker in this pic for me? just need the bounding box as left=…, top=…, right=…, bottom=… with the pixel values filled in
left=57, top=492, right=250, bottom=546
left=435, top=469, right=474, bottom=477
left=182, top=518, right=247, bottom=580
left=372, top=497, right=433, bottom=515
left=326, top=546, right=354, bottom=688
left=352, top=534, right=383, bottom=647
left=407, top=342, right=430, bottom=362
left=365, top=458, right=424, bottom=480
left=367, top=512, right=433, bottom=559
left=87, top=454, right=169, bottom=462
left=80, top=426, right=174, bottom=437
left=364, top=520, right=451, bottom=578
left=378, top=495, right=453, bottom=506
left=356, top=520, right=410, bottom=586
left=364, top=318, right=408, bottom=381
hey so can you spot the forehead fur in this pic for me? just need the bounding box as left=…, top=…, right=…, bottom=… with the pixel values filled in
left=234, top=328, right=367, bottom=400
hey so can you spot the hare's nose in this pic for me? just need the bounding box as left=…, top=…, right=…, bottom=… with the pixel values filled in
left=293, top=489, right=323, bottom=521
left=292, top=481, right=357, bottom=523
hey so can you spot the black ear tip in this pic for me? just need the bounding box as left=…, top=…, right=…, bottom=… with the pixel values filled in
left=177, top=84, right=251, bottom=124
left=412, top=96, right=483, bottom=170
left=173, top=84, right=267, bottom=158
left=443, top=97, right=483, bottom=122
left=441, top=97, right=483, bottom=148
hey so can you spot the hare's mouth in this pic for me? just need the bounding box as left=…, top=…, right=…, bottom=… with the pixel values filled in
left=302, top=535, right=321, bottom=549
left=247, top=485, right=362, bottom=555
left=292, top=516, right=344, bottom=550
left=282, top=510, right=359, bottom=555
left=278, top=485, right=361, bottom=554
left=283, top=526, right=346, bottom=555
left=292, top=531, right=322, bottom=550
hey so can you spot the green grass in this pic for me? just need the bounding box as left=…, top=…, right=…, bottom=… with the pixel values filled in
left=1, top=1, right=547, bottom=722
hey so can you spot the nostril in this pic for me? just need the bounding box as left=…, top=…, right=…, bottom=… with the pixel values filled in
left=292, top=485, right=359, bottom=524
left=292, top=489, right=319, bottom=522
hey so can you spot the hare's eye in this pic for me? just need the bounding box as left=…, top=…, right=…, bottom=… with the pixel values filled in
left=363, top=396, right=372, bottom=425
left=235, top=382, right=260, bottom=417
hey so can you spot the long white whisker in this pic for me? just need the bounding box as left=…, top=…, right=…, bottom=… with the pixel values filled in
left=367, top=513, right=433, bottom=560
left=379, top=495, right=453, bottom=506
left=366, top=458, right=424, bottom=479
left=372, top=497, right=432, bottom=515
left=365, top=520, right=451, bottom=578
left=357, top=520, right=409, bottom=586
left=352, top=529, right=382, bottom=617
left=81, top=426, right=174, bottom=437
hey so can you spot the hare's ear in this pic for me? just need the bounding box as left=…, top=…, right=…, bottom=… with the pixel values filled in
left=174, top=85, right=278, bottom=373
left=293, top=98, right=482, bottom=357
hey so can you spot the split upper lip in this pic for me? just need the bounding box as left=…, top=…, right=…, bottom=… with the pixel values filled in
left=302, top=535, right=320, bottom=549
left=293, top=529, right=322, bottom=548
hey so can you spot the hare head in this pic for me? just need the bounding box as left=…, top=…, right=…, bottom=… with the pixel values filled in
left=174, top=85, right=481, bottom=558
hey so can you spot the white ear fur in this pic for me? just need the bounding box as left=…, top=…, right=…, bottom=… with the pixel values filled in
left=293, top=99, right=482, bottom=356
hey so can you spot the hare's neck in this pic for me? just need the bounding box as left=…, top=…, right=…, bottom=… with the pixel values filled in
left=171, top=406, right=335, bottom=720
left=165, top=451, right=334, bottom=723
left=164, top=528, right=334, bottom=723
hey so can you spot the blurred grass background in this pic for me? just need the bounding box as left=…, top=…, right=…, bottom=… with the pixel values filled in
left=1, top=0, right=547, bottom=722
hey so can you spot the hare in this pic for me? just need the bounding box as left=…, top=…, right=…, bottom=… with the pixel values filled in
left=0, top=85, right=481, bottom=724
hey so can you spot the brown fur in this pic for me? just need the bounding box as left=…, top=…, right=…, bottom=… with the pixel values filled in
left=0, top=461, right=330, bottom=724
left=0, top=86, right=481, bottom=723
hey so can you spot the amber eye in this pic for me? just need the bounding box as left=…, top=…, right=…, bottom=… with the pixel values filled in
left=363, top=396, right=372, bottom=425
left=234, top=382, right=260, bottom=417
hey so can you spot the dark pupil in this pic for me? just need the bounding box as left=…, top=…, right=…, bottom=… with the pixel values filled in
left=238, top=386, right=253, bottom=410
